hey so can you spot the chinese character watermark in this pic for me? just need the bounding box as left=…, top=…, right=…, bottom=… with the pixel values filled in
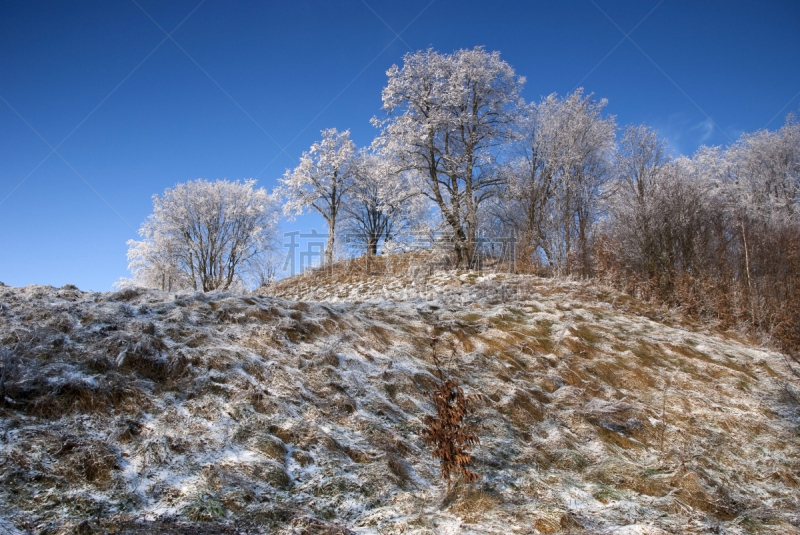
left=282, top=229, right=517, bottom=280
left=283, top=229, right=328, bottom=277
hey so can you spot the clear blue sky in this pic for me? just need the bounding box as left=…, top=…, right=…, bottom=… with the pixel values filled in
left=1, top=0, right=799, bottom=290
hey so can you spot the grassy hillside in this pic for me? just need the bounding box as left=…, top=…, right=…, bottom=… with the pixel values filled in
left=0, top=267, right=798, bottom=534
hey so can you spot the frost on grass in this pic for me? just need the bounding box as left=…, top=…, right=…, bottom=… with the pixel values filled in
left=1, top=270, right=799, bottom=534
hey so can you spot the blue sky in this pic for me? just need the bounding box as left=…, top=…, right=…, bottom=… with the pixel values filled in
left=1, top=0, right=799, bottom=290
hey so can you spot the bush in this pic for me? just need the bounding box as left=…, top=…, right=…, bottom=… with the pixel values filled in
left=421, top=337, right=479, bottom=488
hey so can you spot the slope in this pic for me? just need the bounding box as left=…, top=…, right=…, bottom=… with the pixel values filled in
left=0, top=267, right=798, bottom=534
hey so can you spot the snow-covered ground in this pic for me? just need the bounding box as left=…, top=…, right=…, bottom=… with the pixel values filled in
left=1, top=269, right=798, bottom=534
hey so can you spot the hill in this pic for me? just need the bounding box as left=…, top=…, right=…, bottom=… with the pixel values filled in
left=0, top=266, right=798, bottom=534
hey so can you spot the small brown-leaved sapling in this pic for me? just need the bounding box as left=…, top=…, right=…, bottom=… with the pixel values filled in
left=421, top=335, right=479, bottom=489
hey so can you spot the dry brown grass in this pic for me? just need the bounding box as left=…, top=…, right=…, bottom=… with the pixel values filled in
left=563, top=337, right=596, bottom=359
left=520, top=321, right=554, bottom=354
left=502, top=390, right=545, bottom=429
left=588, top=459, right=672, bottom=498
left=1, top=348, right=151, bottom=419
left=53, top=435, right=120, bottom=486
left=2, top=273, right=798, bottom=532
left=262, top=251, right=452, bottom=296
left=630, top=340, right=666, bottom=368
left=664, top=343, right=756, bottom=379
left=584, top=360, right=629, bottom=390
left=443, top=484, right=500, bottom=523
left=571, top=323, right=603, bottom=344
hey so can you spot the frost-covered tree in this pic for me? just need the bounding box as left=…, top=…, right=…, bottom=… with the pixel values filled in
left=723, top=114, right=800, bottom=223
left=605, top=157, right=719, bottom=295
left=503, top=89, right=615, bottom=273
left=720, top=115, right=800, bottom=337
left=342, top=150, right=422, bottom=256
left=615, top=124, right=668, bottom=203
left=375, top=47, right=524, bottom=268
left=597, top=119, right=800, bottom=337
left=602, top=124, right=670, bottom=280
left=124, top=229, right=188, bottom=291
left=280, top=128, right=356, bottom=267
left=124, top=179, right=278, bottom=292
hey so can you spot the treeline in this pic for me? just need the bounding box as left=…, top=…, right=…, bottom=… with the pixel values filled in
left=127, top=47, right=799, bottom=349
left=280, top=47, right=799, bottom=349
left=597, top=122, right=800, bottom=351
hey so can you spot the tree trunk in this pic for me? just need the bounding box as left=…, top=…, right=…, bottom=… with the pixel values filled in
left=367, top=238, right=378, bottom=256
left=326, top=229, right=335, bottom=268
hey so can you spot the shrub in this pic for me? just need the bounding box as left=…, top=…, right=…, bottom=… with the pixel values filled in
left=421, top=337, right=479, bottom=488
